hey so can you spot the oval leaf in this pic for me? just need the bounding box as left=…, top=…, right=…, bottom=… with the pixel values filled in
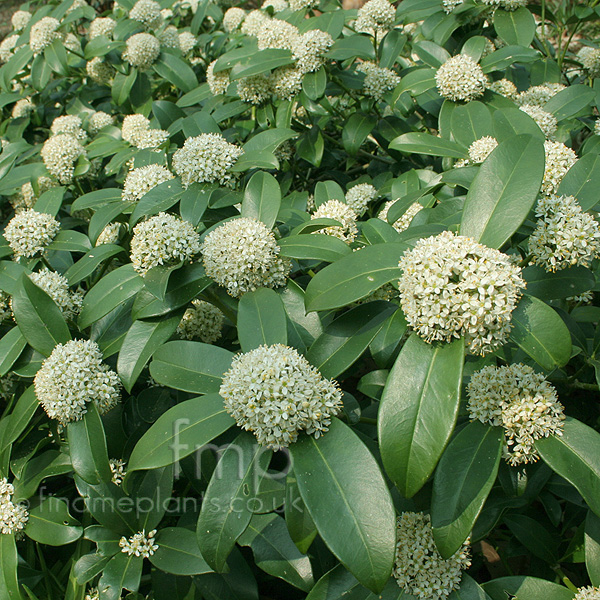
left=238, top=288, right=287, bottom=352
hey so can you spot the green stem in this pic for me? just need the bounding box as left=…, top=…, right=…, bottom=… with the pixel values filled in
left=552, top=566, right=579, bottom=593
left=571, top=380, right=599, bottom=392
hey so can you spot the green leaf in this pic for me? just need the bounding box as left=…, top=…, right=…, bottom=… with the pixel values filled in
left=64, top=244, right=124, bottom=286
left=44, top=38, right=69, bottom=75
left=494, top=7, right=535, bottom=46
left=279, top=280, right=323, bottom=354
left=150, top=527, right=213, bottom=576
left=34, top=186, right=65, bottom=216
left=241, top=171, right=281, bottom=229
left=153, top=53, right=198, bottom=92
left=480, top=45, right=539, bottom=73
left=535, top=418, right=600, bottom=519
left=70, top=188, right=121, bottom=212
left=238, top=513, right=314, bottom=591
left=242, top=128, right=297, bottom=154
left=130, top=178, right=185, bottom=226
left=230, top=49, right=295, bottom=80
left=149, top=340, right=234, bottom=394
left=73, top=553, right=111, bottom=585
left=585, top=511, right=600, bottom=586
left=127, top=394, right=234, bottom=472
left=13, top=451, right=72, bottom=501
left=291, top=419, right=395, bottom=593
left=342, top=114, right=377, bottom=156
left=1, top=386, right=37, bottom=451
left=0, top=327, right=27, bottom=376
left=556, top=152, right=600, bottom=211
left=303, top=67, right=327, bottom=100
left=369, top=309, right=408, bottom=369
left=230, top=151, right=279, bottom=172
left=523, top=266, right=595, bottom=301
left=482, top=577, right=574, bottom=600
left=197, top=432, right=272, bottom=571
left=450, top=102, right=493, bottom=148
left=503, top=514, right=559, bottom=563
left=26, top=497, right=82, bottom=546
left=98, top=552, right=143, bottom=595
left=449, top=575, right=493, bottom=600
left=285, top=475, right=317, bottom=554
left=432, top=422, right=503, bottom=558
left=509, top=295, right=572, bottom=370
left=0, top=535, right=22, bottom=600
left=379, top=334, right=464, bottom=498
left=12, top=273, right=70, bottom=357
left=279, top=234, right=352, bottom=263
left=117, top=312, right=183, bottom=393
left=459, top=134, right=545, bottom=248
left=305, top=243, right=405, bottom=312
left=327, top=35, right=376, bottom=61
left=307, top=302, right=397, bottom=379
left=48, top=230, right=92, bottom=253
left=112, top=69, right=138, bottom=106
left=238, top=288, right=287, bottom=352
left=389, top=132, right=468, bottom=158
left=544, top=84, right=595, bottom=121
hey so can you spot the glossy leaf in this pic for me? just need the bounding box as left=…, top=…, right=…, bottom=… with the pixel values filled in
left=482, top=577, right=574, bottom=600
left=585, top=511, right=600, bottom=586
left=494, top=7, right=535, bottom=46
left=241, top=171, right=281, bottom=229
left=389, top=132, right=467, bottom=158
left=238, top=288, right=287, bottom=352
left=150, top=527, right=213, bottom=576
left=26, top=497, right=83, bottom=546
left=278, top=234, right=352, bottom=263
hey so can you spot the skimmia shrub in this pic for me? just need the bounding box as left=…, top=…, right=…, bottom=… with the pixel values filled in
left=2, top=0, right=600, bottom=598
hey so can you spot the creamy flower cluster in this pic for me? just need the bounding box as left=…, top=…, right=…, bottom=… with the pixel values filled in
left=220, top=344, right=343, bottom=449
left=393, top=512, right=471, bottom=600
left=179, top=31, right=197, bottom=55
left=435, top=55, right=487, bottom=102
left=467, top=364, right=565, bottom=465
left=121, top=114, right=169, bottom=149
left=172, top=133, right=243, bottom=187
left=263, top=0, right=288, bottom=12
left=51, top=115, right=87, bottom=142
left=481, top=0, right=527, bottom=8
left=357, top=62, right=401, bottom=100
left=223, top=7, right=246, bottom=31
left=398, top=231, right=525, bottom=355
left=11, top=176, right=56, bottom=213
left=119, top=529, right=159, bottom=557
left=578, top=46, right=600, bottom=78
left=11, top=10, right=31, bottom=31
left=130, top=213, right=201, bottom=275
left=355, top=0, right=396, bottom=36
left=515, top=83, right=564, bottom=107
left=292, top=30, right=334, bottom=73
left=29, top=17, right=62, bottom=55
left=207, top=61, right=230, bottom=95
left=88, top=111, right=115, bottom=135
left=123, top=33, right=161, bottom=69
left=34, top=340, right=121, bottom=425
left=96, top=223, right=121, bottom=245
left=573, top=587, right=600, bottom=600
left=0, top=478, right=28, bottom=536
left=129, top=0, right=163, bottom=29
left=41, top=134, right=85, bottom=184
left=238, top=74, right=271, bottom=105
left=488, top=78, right=518, bottom=99
left=289, top=0, right=318, bottom=8
left=89, top=17, right=116, bottom=39
left=4, top=209, right=60, bottom=258
left=0, top=292, right=10, bottom=323
left=312, top=199, right=358, bottom=243
left=122, top=164, right=174, bottom=202
left=519, top=104, right=557, bottom=139
left=201, top=217, right=291, bottom=297
left=0, top=35, right=19, bottom=64
left=378, top=200, right=424, bottom=233
left=345, top=183, right=377, bottom=216
left=542, top=141, right=577, bottom=196
left=29, top=269, right=83, bottom=320
left=529, top=195, right=600, bottom=272
left=257, top=19, right=299, bottom=51
left=241, top=10, right=269, bottom=36
left=442, top=0, right=463, bottom=13
left=12, top=98, right=34, bottom=119
left=177, top=299, right=224, bottom=343
left=86, top=57, right=114, bottom=84
left=159, top=26, right=180, bottom=50
left=110, top=459, right=127, bottom=485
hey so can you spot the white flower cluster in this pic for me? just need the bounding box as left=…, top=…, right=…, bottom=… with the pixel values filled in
left=345, top=183, right=377, bottom=216
left=542, top=140, right=577, bottom=196
left=122, top=164, right=174, bottom=203
left=435, top=54, right=487, bottom=102
left=263, top=0, right=288, bottom=12
left=0, top=35, right=19, bottom=64
left=241, top=10, right=269, bottom=36
left=89, top=17, right=117, bottom=39
left=312, top=199, right=358, bottom=243
left=34, top=340, right=121, bottom=425
left=220, top=344, right=343, bottom=449
left=88, top=111, right=115, bottom=135
left=515, top=83, right=564, bottom=107
left=121, top=114, right=169, bottom=149
left=41, top=134, right=85, bottom=184
left=123, top=33, right=161, bottom=69
left=29, top=17, right=62, bottom=55
left=481, top=0, right=527, bottom=8
left=398, top=230, right=525, bottom=355
left=86, top=57, right=114, bottom=84
left=289, top=0, right=319, bottom=9
left=207, top=61, right=230, bottom=95
left=177, top=299, right=224, bottom=343
left=270, top=66, right=304, bottom=100
left=11, top=176, right=56, bottom=213
left=119, top=529, right=159, bottom=557
left=519, top=104, right=557, bottom=139
left=574, top=587, right=600, bottom=600
left=357, top=62, right=401, bottom=100
left=64, top=33, right=81, bottom=54
left=488, top=78, right=518, bottom=99
left=223, top=7, right=246, bottom=31
left=4, top=209, right=60, bottom=258
left=172, top=133, right=243, bottom=188
left=393, top=512, right=471, bottom=600
left=96, top=222, right=121, bottom=245
left=379, top=200, right=424, bottom=233
left=110, top=459, right=127, bottom=485
left=85, top=588, right=99, bottom=600
left=468, top=136, right=498, bottom=163
left=257, top=19, right=299, bottom=51
left=578, top=46, right=600, bottom=78
left=355, top=0, right=396, bottom=35
left=11, top=10, right=31, bottom=31
left=292, top=30, right=334, bottom=73
left=442, top=0, right=464, bottom=13
left=29, top=269, right=83, bottom=320
left=0, top=478, right=29, bottom=536
left=529, top=195, right=600, bottom=272
left=129, top=0, right=163, bottom=29
left=179, top=31, right=197, bottom=55
left=201, top=217, right=291, bottom=297
left=12, top=98, right=34, bottom=119
left=237, top=74, right=271, bottom=105
left=467, top=363, right=565, bottom=465
left=130, top=212, right=201, bottom=275
left=159, top=26, right=180, bottom=50
left=50, top=115, right=87, bottom=142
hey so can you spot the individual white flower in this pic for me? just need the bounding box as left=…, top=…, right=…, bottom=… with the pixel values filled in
left=393, top=512, right=471, bottom=600
left=270, top=66, right=304, bottom=100
left=529, top=194, right=600, bottom=272
left=515, top=83, right=565, bottom=107
left=179, top=31, right=197, bottom=54
left=488, top=78, right=518, bottom=99
left=172, top=133, right=243, bottom=188
left=89, top=17, right=117, bottom=39
left=378, top=200, right=424, bottom=233
left=4, top=209, right=60, bottom=258
left=11, top=10, right=31, bottom=31
left=29, top=17, right=62, bottom=55
left=122, top=164, right=175, bottom=202
left=237, top=74, right=271, bottom=104
left=345, top=183, right=377, bottom=216
left=578, top=47, right=600, bottom=78
left=468, top=136, right=498, bottom=163
left=519, top=104, right=557, bottom=139
left=123, top=33, right=160, bottom=69
left=0, top=478, right=29, bottom=536
left=256, top=19, right=300, bottom=51
left=467, top=363, right=565, bottom=465
left=355, top=0, right=396, bottom=35
left=223, top=7, right=246, bottom=31
left=311, top=199, right=358, bottom=242
left=442, top=0, right=463, bottom=13
left=96, top=222, right=121, bottom=245
left=177, top=299, right=224, bottom=342
left=34, top=340, right=121, bottom=425
left=398, top=230, right=526, bottom=355
left=159, top=25, right=180, bottom=49
left=119, top=529, right=159, bottom=557
left=220, top=344, right=343, bottom=449
left=51, top=115, right=87, bottom=142
left=0, top=35, right=19, bottom=64
left=88, top=111, right=115, bottom=135
left=202, top=217, right=291, bottom=297
left=41, top=134, right=85, bottom=184
left=292, top=29, right=333, bottom=74
left=129, top=0, right=163, bottom=29
left=85, top=588, right=100, bottom=600
left=28, top=268, right=83, bottom=320
left=289, top=0, right=319, bottom=9
left=109, top=459, right=127, bottom=485
left=435, top=54, right=487, bottom=102
left=542, top=140, right=577, bottom=196
left=130, top=212, right=201, bottom=275
left=357, top=62, right=401, bottom=100
left=86, top=57, right=114, bottom=84
left=567, top=290, right=594, bottom=304
left=262, top=0, right=288, bottom=12
left=574, top=587, right=600, bottom=600
left=207, top=61, right=230, bottom=95
left=11, top=98, right=34, bottom=119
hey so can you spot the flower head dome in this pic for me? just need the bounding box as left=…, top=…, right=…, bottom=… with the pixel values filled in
left=442, top=0, right=463, bottom=13
left=88, top=111, right=115, bottom=135
left=86, top=57, right=114, bottom=84
left=355, top=0, right=396, bottom=35
left=129, top=0, right=163, bottom=29
left=0, top=35, right=19, bottom=64
left=357, top=62, right=400, bottom=100
left=220, top=344, right=343, bottom=449
left=223, top=7, right=246, bottom=31
left=207, top=61, right=230, bottom=95
left=11, top=98, right=34, bottom=119
left=269, top=66, right=304, bottom=100
left=0, top=292, right=10, bottom=323
left=177, top=299, right=224, bottom=343
left=488, top=78, right=518, bottom=99
left=519, top=104, right=557, bottom=139
left=28, top=268, right=83, bottom=320
left=89, top=17, right=116, bottom=39
left=467, top=363, right=565, bottom=465
left=120, top=529, right=159, bottom=557
left=578, top=47, right=600, bottom=78
left=4, top=209, right=60, bottom=259
left=0, top=478, right=28, bottom=536
left=41, top=134, right=85, bottom=184
left=201, top=217, right=291, bottom=297
left=172, top=133, right=243, bottom=188
left=256, top=19, right=300, bottom=51
left=574, top=587, right=600, bottom=600
left=123, top=33, right=161, bottom=69
left=96, top=222, right=121, bottom=245
left=481, top=0, right=527, bottom=9
left=130, top=212, right=201, bottom=275
left=468, top=136, right=498, bottom=163
left=122, top=164, right=175, bottom=203
left=398, top=230, right=526, bottom=355
left=292, top=30, right=334, bottom=74
left=542, top=141, right=577, bottom=196
left=263, top=0, right=288, bottom=12
left=289, top=0, right=319, bottom=9
left=159, top=25, right=180, bottom=49
left=34, top=340, right=121, bottom=425
left=378, top=200, right=424, bottom=233
left=11, top=10, right=31, bottom=31
left=345, top=183, right=377, bottom=216
left=50, top=115, right=87, bottom=142
left=121, top=114, right=169, bottom=149
left=435, top=54, right=487, bottom=102
left=515, top=83, right=565, bottom=107
left=311, top=199, right=358, bottom=243
left=179, top=31, right=197, bottom=54
left=241, top=10, right=270, bottom=36
left=237, top=74, right=271, bottom=104
left=29, top=17, right=62, bottom=55
left=393, top=512, right=471, bottom=599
